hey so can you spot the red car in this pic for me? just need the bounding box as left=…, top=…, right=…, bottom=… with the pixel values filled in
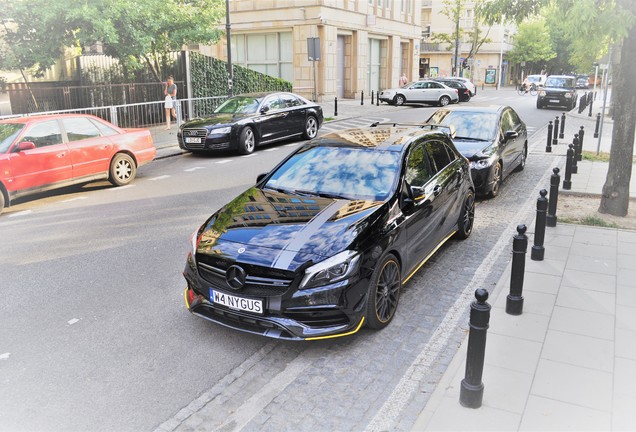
left=0, top=114, right=156, bottom=214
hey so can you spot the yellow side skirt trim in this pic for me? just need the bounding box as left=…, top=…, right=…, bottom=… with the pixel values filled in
left=306, top=317, right=365, bottom=341
left=402, top=230, right=457, bottom=285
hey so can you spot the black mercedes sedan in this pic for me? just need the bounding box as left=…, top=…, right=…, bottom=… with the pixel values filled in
left=178, top=92, right=323, bottom=154
left=183, top=125, right=475, bottom=340
left=426, top=106, right=527, bottom=197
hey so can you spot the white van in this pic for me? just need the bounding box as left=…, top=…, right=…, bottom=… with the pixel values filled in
left=526, top=74, right=548, bottom=88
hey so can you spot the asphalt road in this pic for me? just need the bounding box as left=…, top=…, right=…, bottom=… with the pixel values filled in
left=0, top=88, right=565, bottom=431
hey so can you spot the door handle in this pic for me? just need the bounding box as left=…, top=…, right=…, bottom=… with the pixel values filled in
left=433, top=185, right=442, bottom=196
left=57, top=152, right=66, bottom=158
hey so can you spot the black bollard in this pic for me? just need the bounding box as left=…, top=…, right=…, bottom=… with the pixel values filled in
left=578, top=93, right=586, bottom=114
left=459, top=288, right=491, bottom=409
left=334, top=97, right=338, bottom=117
left=594, top=113, right=601, bottom=138
left=531, top=190, right=548, bottom=261
left=588, top=93, right=593, bottom=117
left=563, top=144, right=574, bottom=190
left=371, top=90, right=375, bottom=105
left=361, top=91, right=364, bottom=105
left=577, top=126, right=585, bottom=161
left=546, top=121, right=553, bottom=153
left=553, top=116, right=559, bottom=145
left=547, top=168, right=560, bottom=227
left=559, top=112, right=566, bottom=139
left=506, top=224, right=528, bottom=315
left=571, top=134, right=579, bottom=174
left=376, top=92, right=380, bottom=106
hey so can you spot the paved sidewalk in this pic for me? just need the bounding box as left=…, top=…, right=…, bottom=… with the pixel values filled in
left=413, top=93, right=636, bottom=431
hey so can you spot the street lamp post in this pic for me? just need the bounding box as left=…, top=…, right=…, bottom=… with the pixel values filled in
left=592, top=62, right=599, bottom=99
left=225, top=0, right=234, bottom=97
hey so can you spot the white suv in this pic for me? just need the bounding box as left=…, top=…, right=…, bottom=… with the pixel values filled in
left=526, top=74, right=547, bottom=88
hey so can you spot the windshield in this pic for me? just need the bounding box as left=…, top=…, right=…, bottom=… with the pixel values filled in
left=264, top=146, right=401, bottom=201
left=428, top=111, right=498, bottom=141
left=0, top=123, right=24, bottom=153
left=214, top=96, right=261, bottom=114
left=527, top=76, right=542, bottom=83
left=545, top=77, right=575, bottom=88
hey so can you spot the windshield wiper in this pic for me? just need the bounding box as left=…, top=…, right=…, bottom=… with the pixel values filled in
left=315, top=192, right=350, bottom=199
left=454, top=136, right=489, bottom=142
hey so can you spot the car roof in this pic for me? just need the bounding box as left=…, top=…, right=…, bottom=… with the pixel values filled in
left=0, top=113, right=105, bottom=125
left=308, top=126, right=452, bottom=152
left=547, top=75, right=576, bottom=78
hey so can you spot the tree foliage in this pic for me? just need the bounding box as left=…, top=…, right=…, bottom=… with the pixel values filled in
left=505, top=20, right=555, bottom=72
left=0, top=0, right=225, bottom=81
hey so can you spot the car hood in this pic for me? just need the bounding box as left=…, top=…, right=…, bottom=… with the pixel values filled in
left=183, top=114, right=250, bottom=127
left=452, top=138, right=494, bottom=159
left=195, top=187, right=385, bottom=271
left=543, top=87, right=574, bottom=93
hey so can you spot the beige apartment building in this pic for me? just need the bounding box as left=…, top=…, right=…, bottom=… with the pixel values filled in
left=203, top=0, right=422, bottom=101
left=203, top=0, right=516, bottom=101
left=419, top=0, right=514, bottom=87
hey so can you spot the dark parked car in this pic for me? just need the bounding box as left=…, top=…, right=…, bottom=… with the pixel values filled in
left=433, top=78, right=472, bottom=102
left=576, top=76, right=589, bottom=89
left=426, top=105, right=527, bottom=197
left=183, top=125, right=475, bottom=340
left=536, top=75, right=578, bottom=110
left=178, top=92, right=323, bottom=155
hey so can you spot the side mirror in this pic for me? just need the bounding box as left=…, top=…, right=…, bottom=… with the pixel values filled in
left=410, top=185, right=426, bottom=201
left=256, top=173, right=268, bottom=184
left=504, top=131, right=519, bottom=140
left=17, top=141, right=36, bottom=151
left=260, top=106, right=270, bottom=114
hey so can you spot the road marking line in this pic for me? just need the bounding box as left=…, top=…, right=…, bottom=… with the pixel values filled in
left=0, top=353, right=10, bottom=360
left=365, top=159, right=557, bottom=432
left=8, top=210, right=32, bottom=218
left=184, top=166, right=206, bottom=172
left=68, top=318, right=80, bottom=325
left=216, top=160, right=233, bottom=164
left=241, top=154, right=256, bottom=158
left=264, top=148, right=279, bottom=152
left=284, top=143, right=300, bottom=147
left=107, top=185, right=134, bottom=191
left=149, top=175, right=171, bottom=181
left=61, top=197, right=88, bottom=203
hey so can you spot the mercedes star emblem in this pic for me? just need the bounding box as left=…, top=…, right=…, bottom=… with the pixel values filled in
left=225, top=265, right=247, bottom=290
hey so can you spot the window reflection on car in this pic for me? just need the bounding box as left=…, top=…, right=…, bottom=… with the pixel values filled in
left=429, top=111, right=498, bottom=141
left=214, top=96, right=261, bottom=114
left=0, top=124, right=25, bottom=153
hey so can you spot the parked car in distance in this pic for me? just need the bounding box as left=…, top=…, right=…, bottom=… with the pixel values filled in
left=576, top=76, right=590, bottom=89
left=445, top=76, right=477, bottom=96
left=536, top=75, right=578, bottom=110
left=526, top=74, right=547, bottom=88
left=0, top=114, right=156, bottom=215
left=178, top=92, right=323, bottom=155
left=379, top=80, right=459, bottom=106
left=433, top=78, right=472, bottom=102
left=426, top=105, right=527, bottom=198
left=183, top=124, right=475, bottom=340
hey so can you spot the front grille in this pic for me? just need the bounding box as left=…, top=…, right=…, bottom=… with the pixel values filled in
left=183, top=128, right=208, bottom=137
left=197, top=256, right=294, bottom=297
left=182, top=128, right=208, bottom=150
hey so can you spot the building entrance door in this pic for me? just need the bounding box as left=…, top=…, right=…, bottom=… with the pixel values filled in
left=367, top=39, right=381, bottom=94
left=336, top=36, right=345, bottom=98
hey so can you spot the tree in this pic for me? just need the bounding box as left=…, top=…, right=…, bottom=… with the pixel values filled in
left=480, top=0, right=636, bottom=217
left=0, top=0, right=225, bottom=83
left=505, top=20, right=556, bottom=74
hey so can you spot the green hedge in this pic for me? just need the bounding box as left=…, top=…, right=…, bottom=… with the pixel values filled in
left=190, top=52, right=292, bottom=97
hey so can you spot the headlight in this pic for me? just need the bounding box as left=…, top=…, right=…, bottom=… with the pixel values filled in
left=565, top=93, right=573, bottom=99
left=538, top=90, right=546, bottom=96
left=470, top=159, right=491, bottom=169
left=210, top=126, right=231, bottom=135
left=299, top=250, right=361, bottom=289
left=190, top=229, right=200, bottom=256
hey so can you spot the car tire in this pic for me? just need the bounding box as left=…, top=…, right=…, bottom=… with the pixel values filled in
left=108, top=153, right=137, bottom=186
left=365, top=253, right=401, bottom=330
left=536, top=101, right=543, bottom=109
left=394, top=94, right=406, bottom=106
left=238, top=127, right=256, bottom=155
left=515, top=145, right=528, bottom=172
left=439, top=95, right=451, bottom=106
left=488, top=161, right=503, bottom=198
left=302, top=116, right=318, bottom=140
left=455, top=191, right=475, bottom=240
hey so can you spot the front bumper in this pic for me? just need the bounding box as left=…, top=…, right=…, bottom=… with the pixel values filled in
left=469, top=165, right=496, bottom=195
left=183, top=254, right=369, bottom=340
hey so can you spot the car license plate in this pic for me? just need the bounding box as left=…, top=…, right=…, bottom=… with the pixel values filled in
left=211, top=290, right=263, bottom=315
left=550, top=99, right=560, bottom=103
left=185, top=137, right=202, bottom=144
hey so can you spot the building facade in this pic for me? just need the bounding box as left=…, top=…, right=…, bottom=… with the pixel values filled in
left=202, top=0, right=422, bottom=101
left=419, top=0, right=515, bottom=87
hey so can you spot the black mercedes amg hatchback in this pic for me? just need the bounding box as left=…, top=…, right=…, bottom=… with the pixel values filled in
left=183, top=124, right=475, bottom=340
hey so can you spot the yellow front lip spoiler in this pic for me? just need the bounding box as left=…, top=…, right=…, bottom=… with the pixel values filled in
left=305, top=317, right=365, bottom=341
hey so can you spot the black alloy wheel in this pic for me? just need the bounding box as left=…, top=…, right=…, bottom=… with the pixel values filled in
left=439, top=95, right=451, bottom=106
left=238, top=127, right=256, bottom=155
left=108, top=153, right=136, bottom=186
left=302, top=116, right=318, bottom=140
left=366, top=253, right=401, bottom=329
left=489, top=161, right=503, bottom=198
left=394, top=94, right=406, bottom=106
left=455, top=191, right=475, bottom=240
